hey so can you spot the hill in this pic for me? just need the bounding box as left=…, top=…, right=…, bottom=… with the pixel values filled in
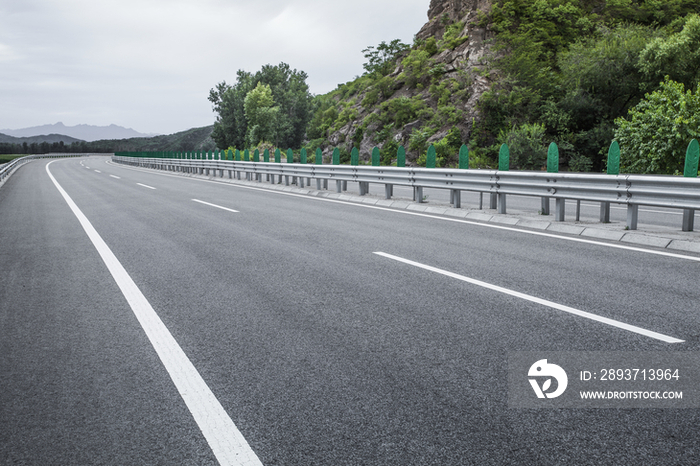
left=0, top=122, right=156, bottom=142
left=305, top=0, right=700, bottom=173
left=0, top=133, right=83, bottom=145
left=0, top=125, right=216, bottom=155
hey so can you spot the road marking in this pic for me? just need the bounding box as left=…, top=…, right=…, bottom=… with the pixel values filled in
left=45, top=161, right=262, bottom=466
left=192, top=199, right=239, bottom=213
left=106, top=160, right=700, bottom=263
left=110, top=175, right=121, bottom=179
left=374, top=251, right=684, bottom=344
left=95, top=170, right=101, bottom=173
left=137, top=183, right=156, bottom=190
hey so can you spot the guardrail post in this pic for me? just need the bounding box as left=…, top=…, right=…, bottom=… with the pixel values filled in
left=315, top=148, right=324, bottom=190
left=286, top=149, right=293, bottom=185
left=496, top=144, right=508, bottom=212
left=300, top=149, right=307, bottom=187
left=547, top=143, right=565, bottom=221
left=349, top=147, right=359, bottom=191
left=332, top=148, right=342, bottom=193
left=415, top=145, right=435, bottom=202
left=227, top=149, right=233, bottom=178
left=451, top=144, right=469, bottom=208
left=627, top=205, right=639, bottom=230
left=682, top=139, right=699, bottom=231
left=601, top=141, right=620, bottom=223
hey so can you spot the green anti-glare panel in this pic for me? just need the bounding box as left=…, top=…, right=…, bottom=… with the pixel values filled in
left=300, top=148, right=307, bottom=164
left=351, top=147, right=359, bottom=166
left=607, top=140, right=620, bottom=175
left=684, top=139, right=699, bottom=177
left=498, top=144, right=510, bottom=171
left=372, top=147, right=380, bottom=166
left=264, top=149, right=270, bottom=163
left=227, top=149, right=233, bottom=161
left=459, top=144, right=469, bottom=170
left=397, top=145, right=406, bottom=167
left=426, top=145, right=436, bottom=168
left=275, top=148, right=281, bottom=163
left=332, top=148, right=340, bottom=165
left=547, top=142, right=559, bottom=173
left=287, top=148, right=294, bottom=163
left=253, top=149, right=260, bottom=162
left=235, top=149, right=241, bottom=161
left=244, top=149, right=249, bottom=162
left=316, top=147, right=323, bottom=164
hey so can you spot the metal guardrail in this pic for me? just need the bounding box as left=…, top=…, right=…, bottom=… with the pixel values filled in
left=112, top=155, right=700, bottom=232
left=0, top=153, right=88, bottom=186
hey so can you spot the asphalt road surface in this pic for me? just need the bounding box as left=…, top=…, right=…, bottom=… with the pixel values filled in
left=2, top=155, right=699, bottom=465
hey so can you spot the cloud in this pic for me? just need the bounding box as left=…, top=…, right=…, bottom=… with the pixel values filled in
left=0, top=0, right=428, bottom=134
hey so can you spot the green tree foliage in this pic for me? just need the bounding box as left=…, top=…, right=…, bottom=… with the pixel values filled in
left=244, top=83, right=278, bottom=147
left=615, top=78, right=700, bottom=174
left=209, top=63, right=312, bottom=150
left=362, top=39, right=409, bottom=76
left=498, top=123, right=548, bottom=169
left=638, top=14, right=700, bottom=89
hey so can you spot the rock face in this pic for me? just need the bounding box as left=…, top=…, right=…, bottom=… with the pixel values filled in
left=322, top=0, right=497, bottom=164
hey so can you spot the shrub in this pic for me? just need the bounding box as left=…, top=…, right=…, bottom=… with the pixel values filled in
left=615, top=77, right=700, bottom=174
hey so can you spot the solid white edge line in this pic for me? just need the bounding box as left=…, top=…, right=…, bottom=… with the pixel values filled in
left=46, top=160, right=262, bottom=466
left=105, top=159, right=700, bottom=263
left=137, top=182, right=156, bottom=190
left=192, top=199, right=239, bottom=213
left=373, top=251, right=684, bottom=344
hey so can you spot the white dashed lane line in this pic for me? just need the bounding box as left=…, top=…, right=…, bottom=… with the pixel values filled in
left=374, top=251, right=684, bottom=344
left=192, top=199, right=239, bottom=213
left=137, top=183, right=156, bottom=190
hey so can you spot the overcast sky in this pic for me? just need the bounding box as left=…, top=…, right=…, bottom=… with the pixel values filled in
left=0, top=0, right=429, bottom=135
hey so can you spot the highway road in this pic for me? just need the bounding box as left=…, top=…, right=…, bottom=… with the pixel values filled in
left=2, top=155, right=699, bottom=465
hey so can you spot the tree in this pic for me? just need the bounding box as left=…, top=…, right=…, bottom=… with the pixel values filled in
left=638, top=14, right=700, bottom=90
left=209, top=63, right=311, bottom=150
left=615, top=77, right=700, bottom=174
left=362, top=39, right=409, bottom=76
left=244, top=83, right=278, bottom=147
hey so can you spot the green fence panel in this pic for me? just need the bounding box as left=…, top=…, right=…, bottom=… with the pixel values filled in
left=426, top=145, right=436, bottom=168
left=275, top=148, right=281, bottom=163
left=607, top=141, right=620, bottom=175
left=684, top=139, right=699, bottom=177
left=287, top=148, right=294, bottom=163
left=372, top=147, right=380, bottom=166
left=300, top=148, right=307, bottom=164
left=351, top=147, right=359, bottom=166
left=546, top=142, right=559, bottom=173
left=397, top=145, right=406, bottom=167
left=459, top=144, right=469, bottom=169
left=332, top=148, right=340, bottom=165
left=498, top=144, right=509, bottom=171
left=316, top=147, right=323, bottom=165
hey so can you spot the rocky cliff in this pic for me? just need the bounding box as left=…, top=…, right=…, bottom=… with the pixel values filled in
left=319, top=0, right=496, bottom=166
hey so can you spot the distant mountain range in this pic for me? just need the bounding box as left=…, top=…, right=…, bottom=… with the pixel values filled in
left=0, top=122, right=158, bottom=142
left=0, top=133, right=84, bottom=145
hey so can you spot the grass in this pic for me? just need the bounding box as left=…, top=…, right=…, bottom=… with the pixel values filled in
left=0, top=154, right=24, bottom=164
